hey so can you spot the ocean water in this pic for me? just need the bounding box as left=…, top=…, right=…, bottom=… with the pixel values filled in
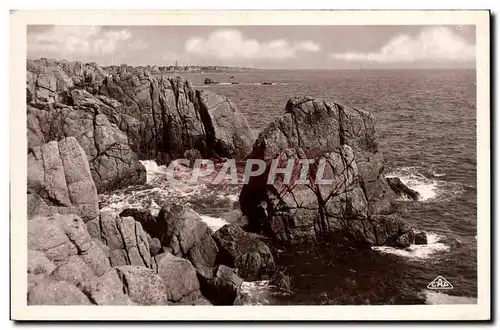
left=100, top=69, right=477, bottom=305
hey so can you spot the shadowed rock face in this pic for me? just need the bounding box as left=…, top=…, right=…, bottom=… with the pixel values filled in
left=98, top=70, right=254, bottom=163
left=240, top=96, right=412, bottom=246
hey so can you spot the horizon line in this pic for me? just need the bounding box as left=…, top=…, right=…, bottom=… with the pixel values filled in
left=27, top=57, right=476, bottom=71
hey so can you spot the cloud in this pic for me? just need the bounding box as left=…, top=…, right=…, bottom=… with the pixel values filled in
left=28, top=26, right=135, bottom=57
left=295, top=41, right=321, bottom=52
left=185, top=29, right=320, bottom=60
left=330, top=27, right=475, bottom=63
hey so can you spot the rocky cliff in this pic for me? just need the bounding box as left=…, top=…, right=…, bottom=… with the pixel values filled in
left=27, top=59, right=254, bottom=192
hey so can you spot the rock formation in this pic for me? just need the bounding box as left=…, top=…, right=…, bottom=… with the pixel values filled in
left=386, top=177, right=420, bottom=201
left=203, top=77, right=219, bottom=85
left=27, top=59, right=255, bottom=179
left=239, top=96, right=416, bottom=246
left=86, top=211, right=152, bottom=268
left=27, top=89, right=146, bottom=193
left=28, top=212, right=212, bottom=305
left=27, top=137, right=98, bottom=222
left=213, top=224, right=275, bottom=281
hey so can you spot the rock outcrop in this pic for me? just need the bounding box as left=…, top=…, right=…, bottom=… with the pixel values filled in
left=28, top=214, right=138, bottom=305
left=27, top=59, right=255, bottom=191
left=152, top=252, right=202, bottom=303
left=203, top=77, right=219, bottom=85
left=239, top=97, right=415, bottom=246
left=213, top=224, right=275, bottom=281
left=27, top=91, right=146, bottom=193
left=28, top=213, right=213, bottom=305
left=98, top=71, right=254, bottom=163
left=86, top=211, right=152, bottom=268
left=27, top=137, right=98, bottom=222
left=386, top=177, right=420, bottom=201
left=156, top=203, right=219, bottom=273
left=199, top=265, right=244, bottom=305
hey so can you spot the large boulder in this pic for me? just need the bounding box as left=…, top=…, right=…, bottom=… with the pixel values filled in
left=156, top=203, right=219, bottom=273
left=114, top=266, right=168, bottom=305
left=86, top=211, right=152, bottom=268
left=239, top=97, right=414, bottom=246
left=213, top=224, right=275, bottom=281
left=27, top=137, right=98, bottom=222
left=198, top=265, right=244, bottom=305
left=152, top=252, right=201, bottom=303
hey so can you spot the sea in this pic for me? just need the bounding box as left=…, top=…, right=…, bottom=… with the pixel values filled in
left=99, top=69, right=477, bottom=305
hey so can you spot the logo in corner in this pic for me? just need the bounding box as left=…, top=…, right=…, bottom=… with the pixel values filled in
left=427, top=276, right=453, bottom=290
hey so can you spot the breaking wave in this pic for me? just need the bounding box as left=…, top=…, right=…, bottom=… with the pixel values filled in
left=371, top=232, right=450, bottom=260
left=100, top=160, right=241, bottom=217
left=385, top=166, right=464, bottom=202
left=199, top=214, right=229, bottom=232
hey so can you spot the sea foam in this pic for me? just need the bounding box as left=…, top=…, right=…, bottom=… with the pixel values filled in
left=385, top=166, right=463, bottom=202
left=371, top=232, right=450, bottom=260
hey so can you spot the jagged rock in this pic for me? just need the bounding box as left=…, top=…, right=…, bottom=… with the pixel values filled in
left=86, top=211, right=151, bottom=268
left=27, top=97, right=146, bottom=193
left=26, top=213, right=176, bottom=306
left=27, top=137, right=98, bottom=222
left=198, top=265, right=243, bottom=305
left=386, top=177, right=420, bottom=201
left=369, top=214, right=414, bottom=246
left=396, top=230, right=416, bottom=248
left=157, top=203, right=219, bottom=272
left=119, top=208, right=163, bottom=240
left=152, top=252, right=201, bottom=303
left=239, top=97, right=414, bottom=246
left=27, top=60, right=255, bottom=191
left=27, top=58, right=108, bottom=96
left=99, top=73, right=254, bottom=163
left=194, top=89, right=254, bottom=159
left=213, top=224, right=275, bottom=281
left=414, top=231, right=428, bottom=245
left=115, top=265, right=168, bottom=305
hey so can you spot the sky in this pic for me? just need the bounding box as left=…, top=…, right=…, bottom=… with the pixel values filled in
left=27, top=25, right=476, bottom=69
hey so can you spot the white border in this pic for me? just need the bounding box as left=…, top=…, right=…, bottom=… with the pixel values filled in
left=10, top=10, right=490, bottom=321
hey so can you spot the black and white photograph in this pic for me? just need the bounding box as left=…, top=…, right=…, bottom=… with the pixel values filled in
left=9, top=10, right=490, bottom=321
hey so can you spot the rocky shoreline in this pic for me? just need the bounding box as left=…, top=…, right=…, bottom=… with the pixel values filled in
left=26, top=59, right=427, bottom=305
